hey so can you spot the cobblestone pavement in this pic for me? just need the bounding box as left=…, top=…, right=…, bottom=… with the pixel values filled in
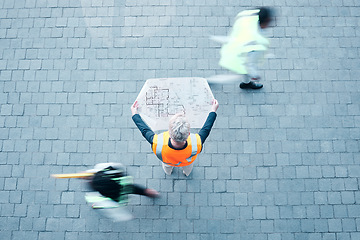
left=1, top=0, right=360, bottom=239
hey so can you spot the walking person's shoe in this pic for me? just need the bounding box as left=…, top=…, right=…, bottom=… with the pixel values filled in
left=239, top=81, right=263, bottom=89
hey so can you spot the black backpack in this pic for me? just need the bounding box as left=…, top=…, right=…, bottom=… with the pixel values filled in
left=90, top=167, right=125, bottom=202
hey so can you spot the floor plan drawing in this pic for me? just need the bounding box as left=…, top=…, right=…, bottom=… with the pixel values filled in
left=135, top=78, right=214, bottom=131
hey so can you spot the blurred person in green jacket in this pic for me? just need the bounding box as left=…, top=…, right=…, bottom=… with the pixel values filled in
left=218, top=7, right=274, bottom=89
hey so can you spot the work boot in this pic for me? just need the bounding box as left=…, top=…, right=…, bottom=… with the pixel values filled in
left=239, top=81, right=263, bottom=89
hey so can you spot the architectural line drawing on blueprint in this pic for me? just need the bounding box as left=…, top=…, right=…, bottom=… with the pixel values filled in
left=135, top=78, right=214, bottom=131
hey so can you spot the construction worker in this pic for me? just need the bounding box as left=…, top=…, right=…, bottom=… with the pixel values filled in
left=131, top=99, right=219, bottom=176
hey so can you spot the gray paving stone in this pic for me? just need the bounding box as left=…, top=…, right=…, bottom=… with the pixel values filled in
left=248, top=192, right=263, bottom=206
left=1, top=1, right=360, bottom=239
left=253, top=206, right=266, bottom=219
left=213, top=179, right=225, bottom=193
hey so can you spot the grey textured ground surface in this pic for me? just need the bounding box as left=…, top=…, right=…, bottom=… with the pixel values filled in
left=1, top=0, right=360, bottom=239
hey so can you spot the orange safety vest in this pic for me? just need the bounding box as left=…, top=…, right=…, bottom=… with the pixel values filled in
left=152, top=131, right=202, bottom=167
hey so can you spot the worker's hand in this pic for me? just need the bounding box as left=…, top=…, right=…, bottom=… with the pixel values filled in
left=145, top=188, right=160, bottom=198
left=131, top=101, right=139, bottom=116
left=211, top=99, right=219, bottom=112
